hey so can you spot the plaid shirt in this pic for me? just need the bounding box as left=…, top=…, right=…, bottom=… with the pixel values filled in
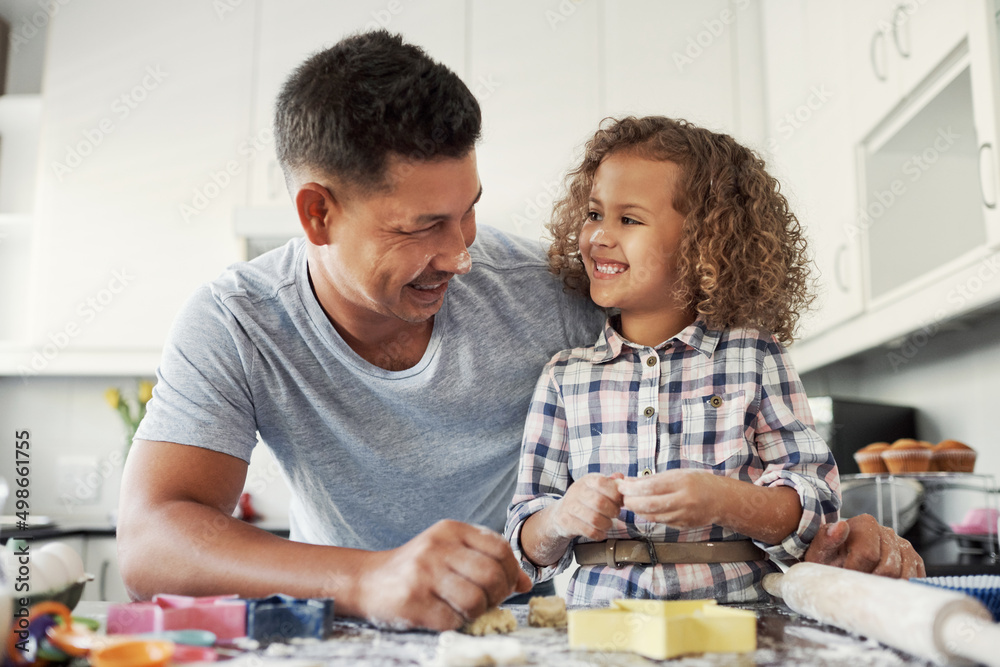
left=505, top=317, right=841, bottom=605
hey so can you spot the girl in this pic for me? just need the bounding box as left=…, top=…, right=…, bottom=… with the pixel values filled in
left=504, top=116, right=841, bottom=604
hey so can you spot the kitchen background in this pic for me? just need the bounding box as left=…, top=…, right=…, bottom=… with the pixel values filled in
left=1, top=0, right=998, bottom=600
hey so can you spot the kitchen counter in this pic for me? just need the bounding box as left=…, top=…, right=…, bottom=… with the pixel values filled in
left=0, top=517, right=290, bottom=542
left=0, top=516, right=117, bottom=542
left=72, top=600, right=933, bottom=666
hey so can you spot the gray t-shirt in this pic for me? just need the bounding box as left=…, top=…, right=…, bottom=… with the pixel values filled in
left=136, top=226, right=603, bottom=549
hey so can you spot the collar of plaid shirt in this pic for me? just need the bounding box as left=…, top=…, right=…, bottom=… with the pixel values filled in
left=585, top=316, right=723, bottom=364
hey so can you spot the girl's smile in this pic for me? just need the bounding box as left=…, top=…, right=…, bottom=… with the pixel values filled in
left=591, top=258, right=629, bottom=278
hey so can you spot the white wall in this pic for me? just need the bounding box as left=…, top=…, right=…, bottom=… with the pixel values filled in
left=0, top=375, right=143, bottom=519
left=0, top=374, right=292, bottom=521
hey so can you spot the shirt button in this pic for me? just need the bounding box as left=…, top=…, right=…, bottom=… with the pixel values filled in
left=643, top=406, right=655, bottom=418
left=645, top=355, right=657, bottom=367
left=709, top=395, right=723, bottom=408
left=641, top=468, right=653, bottom=477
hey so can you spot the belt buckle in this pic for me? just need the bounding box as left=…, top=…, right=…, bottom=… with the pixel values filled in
left=644, top=538, right=659, bottom=566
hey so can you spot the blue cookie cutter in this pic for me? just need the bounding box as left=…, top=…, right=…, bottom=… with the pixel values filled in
left=245, top=594, right=335, bottom=644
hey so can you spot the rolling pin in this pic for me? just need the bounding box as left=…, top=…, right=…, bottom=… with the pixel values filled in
left=763, top=563, right=1000, bottom=666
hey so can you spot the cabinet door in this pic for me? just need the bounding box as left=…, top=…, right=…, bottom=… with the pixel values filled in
left=28, top=1, right=255, bottom=356
left=761, top=1, right=864, bottom=340
left=469, top=0, right=603, bottom=240
left=969, top=0, right=1000, bottom=248
left=898, top=0, right=969, bottom=92
left=249, top=0, right=467, bottom=209
left=844, top=0, right=905, bottom=138
left=82, top=536, right=129, bottom=603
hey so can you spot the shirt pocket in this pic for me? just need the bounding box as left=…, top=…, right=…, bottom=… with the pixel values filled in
left=679, top=390, right=749, bottom=467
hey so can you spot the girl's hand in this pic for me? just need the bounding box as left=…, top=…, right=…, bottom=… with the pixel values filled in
left=618, top=470, right=725, bottom=529
left=546, top=472, right=625, bottom=541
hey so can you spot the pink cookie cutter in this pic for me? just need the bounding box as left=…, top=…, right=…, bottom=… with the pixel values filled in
left=107, top=594, right=246, bottom=639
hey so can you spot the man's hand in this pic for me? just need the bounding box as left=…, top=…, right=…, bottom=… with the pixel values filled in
left=356, top=520, right=531, bottom=632
left=804, top=514, right=925, bottom=578
left=618, top=470, right=723, bottom=529
left=546, top=472, right=625, bottom=541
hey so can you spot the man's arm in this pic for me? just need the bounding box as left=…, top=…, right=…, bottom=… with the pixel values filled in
left=118, top=439, right=530, bottom=631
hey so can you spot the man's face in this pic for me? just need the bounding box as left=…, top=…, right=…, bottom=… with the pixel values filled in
left=314, top=151, right=481, bottom=325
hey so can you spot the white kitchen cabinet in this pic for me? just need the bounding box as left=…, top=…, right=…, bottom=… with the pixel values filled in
left=862, top=55, right=986, bottom=307
left=845, top=0, right=968, bottom=141
left=898, top=0, right=969, bottom=93
left=0, top=94, right=42, bottom=347
left=16, top=1, right=254, bottom=373
left=771, top=0, right=1000, bottom=372
left=0, top=219, right=32, bottom=345
left=969, top=0, right=1000, bottom=248
left=844, top=0, right=907, bottom=139
left=82, top=535, right=128, bottom=603
left=760, top=1, right=864, bottom=340
left=0, top=95, right=42, bottom=215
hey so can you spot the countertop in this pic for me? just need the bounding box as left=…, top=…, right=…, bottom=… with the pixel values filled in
left=0, top=517, right=291, bottom=542
left=72, top=600, right=933, bottom=666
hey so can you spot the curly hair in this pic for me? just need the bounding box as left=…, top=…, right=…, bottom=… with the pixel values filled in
left=548, top=116, right=813, bottom=344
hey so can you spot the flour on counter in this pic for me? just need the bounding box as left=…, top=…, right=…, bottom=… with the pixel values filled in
left=206, top=603, right=935, bottom=666
left=436, top=631, right=525, bottom=666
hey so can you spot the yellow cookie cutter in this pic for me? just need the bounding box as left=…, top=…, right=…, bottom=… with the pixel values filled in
left=568, top=599, right=756, bottom=660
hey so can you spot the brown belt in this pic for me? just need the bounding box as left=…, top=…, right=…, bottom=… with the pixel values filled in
left=574, top=539, right=765, bottom=567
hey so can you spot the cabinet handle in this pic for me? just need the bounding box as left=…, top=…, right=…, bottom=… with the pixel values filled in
left=100, top=560, right=109, bottom=601
left=891, top=4, right=911, bottom=58
left=870, top=30, right=888, bottom=82
left=979, top=143, right=997, bottom=210
left=833, top=243, right=850, bottom=293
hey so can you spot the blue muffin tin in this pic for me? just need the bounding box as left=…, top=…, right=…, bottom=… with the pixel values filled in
left=911, top=575, right=1000, bottom=622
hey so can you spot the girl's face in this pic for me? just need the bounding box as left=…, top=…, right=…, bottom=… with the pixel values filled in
left=580, top=152, right=686, bottom=318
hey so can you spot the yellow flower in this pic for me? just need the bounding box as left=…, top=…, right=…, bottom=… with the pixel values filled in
left=138, top=380, right=154, bottom=404
left=104, top=388, right=122, bottom=410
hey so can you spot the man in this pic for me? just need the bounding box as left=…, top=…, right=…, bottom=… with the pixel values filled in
left=118, top=31, right=922, bottom=632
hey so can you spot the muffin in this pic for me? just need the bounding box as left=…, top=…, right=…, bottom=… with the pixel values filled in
left=919, top=441, right=942, bottom=471
left=881, top=438, right=933, bottom=473
left=854, top=442, right=890, bottom=474
left=932, top=439, right=977, bottom=473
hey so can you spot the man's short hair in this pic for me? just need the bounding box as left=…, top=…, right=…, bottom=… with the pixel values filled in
left=274, top=30, right=481, bottom=194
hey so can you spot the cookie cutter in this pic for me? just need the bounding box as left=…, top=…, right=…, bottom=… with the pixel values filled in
left=567, top=599, right=756, bottom=660
left=107, top=594, right=246, bottom=639
left=245, top=594, right=335, bottom=644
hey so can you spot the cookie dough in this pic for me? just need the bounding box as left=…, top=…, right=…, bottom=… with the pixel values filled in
left=461, top=607, right=517, bottom=636
left=437, top=631, right=525, bottom=666
left=527, top=596, right=567, bottom=628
